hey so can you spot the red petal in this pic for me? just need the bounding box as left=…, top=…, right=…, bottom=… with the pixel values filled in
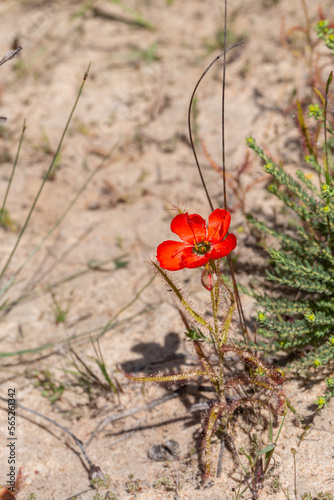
left=156, top=240, right=188, bottom=270
left=208, top=234, right=237, bottom=259
left=171, top=213, right=206, bottom=244
left=180, top=246, right=210, bottom=269
left=207, top=209, right=231, bottom=243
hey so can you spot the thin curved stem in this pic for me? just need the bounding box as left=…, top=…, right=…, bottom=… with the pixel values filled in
left=187, top=42, right=243, bottom=212
left=221, top=0, right=228, bottom=210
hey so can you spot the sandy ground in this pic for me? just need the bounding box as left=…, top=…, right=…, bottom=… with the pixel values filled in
left=0, top=0, right=333, bottom=498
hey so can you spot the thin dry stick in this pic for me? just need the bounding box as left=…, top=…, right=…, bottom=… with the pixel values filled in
left=221, top=0, right=249, bottom=343
left=0, top=46, right=22, bottom=67
left=187, top=42, right=243, bottom=212
left=0, top=396, right=101, bottom=478
left=216, top=435, right=225, bottom=478
left=174, top=472, right=180, bottom=500
left=187, top=40, right=249, bottom=343
left=0, top=46, right=23, bottom=122
left=221, top=0, right=228, bottom=210
left=85, top=389, right=181, bottom=447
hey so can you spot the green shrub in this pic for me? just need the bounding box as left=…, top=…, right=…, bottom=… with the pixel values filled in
left=246, top=22, right=334, bottom=371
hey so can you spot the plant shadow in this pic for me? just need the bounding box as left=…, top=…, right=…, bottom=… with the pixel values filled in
left=121, top=331, right=186, bottom=374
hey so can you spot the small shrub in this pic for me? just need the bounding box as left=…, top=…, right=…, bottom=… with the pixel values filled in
left=246, top=27, right=334, bottom=371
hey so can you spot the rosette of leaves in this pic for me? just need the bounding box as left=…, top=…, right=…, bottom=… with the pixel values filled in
left=246, top=54, right=334, bottom=370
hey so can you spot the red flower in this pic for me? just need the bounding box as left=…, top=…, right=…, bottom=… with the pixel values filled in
left=156, top=209, right=237, bottom=271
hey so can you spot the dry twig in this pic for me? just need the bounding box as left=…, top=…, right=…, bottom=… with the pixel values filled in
left=0, top=46, right=22, bottom=67
left=0, top=396, right=102, bottom=480
left=0, top=46, right=23, bottom=123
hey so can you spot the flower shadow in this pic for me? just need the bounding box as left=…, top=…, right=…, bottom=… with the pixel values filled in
left=121, top=332, right=186, bottom=375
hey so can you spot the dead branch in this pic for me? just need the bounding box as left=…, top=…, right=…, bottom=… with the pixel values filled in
left=0, top=395, right=102, bottom=480
left=0, top=46, right=22, bottom=67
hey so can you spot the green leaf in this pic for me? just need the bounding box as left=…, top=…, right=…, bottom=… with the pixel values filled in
left=256, top=443, right=276, bottom=456
left=239, top=447, right=253, bottom=466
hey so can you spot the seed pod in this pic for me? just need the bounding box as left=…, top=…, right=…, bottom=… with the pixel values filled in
left=201, top=269, right=217, bottom=291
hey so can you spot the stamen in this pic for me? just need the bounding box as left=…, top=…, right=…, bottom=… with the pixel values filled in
left=193, top=240, right=211, bottom=255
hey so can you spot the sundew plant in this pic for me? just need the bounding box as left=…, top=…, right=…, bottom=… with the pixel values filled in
left=125, top=35, right=287, bottom=490
left=127, top=207, right=286, bottom=483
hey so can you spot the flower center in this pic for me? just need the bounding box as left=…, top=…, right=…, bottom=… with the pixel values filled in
left=193, top=240, right=211, bottom=255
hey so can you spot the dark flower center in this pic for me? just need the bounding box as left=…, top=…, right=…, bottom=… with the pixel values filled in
left=193, top=240, right=211, bottom=255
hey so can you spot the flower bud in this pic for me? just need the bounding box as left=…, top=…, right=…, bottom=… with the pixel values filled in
left=201, top=269, right=217, bottom=291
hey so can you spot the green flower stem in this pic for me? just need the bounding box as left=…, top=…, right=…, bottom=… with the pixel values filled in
left=210, top=260, right=235, bottom=348
left=209, top=259, right=237, bottom=399
left=193, top=341, right=221, bottom=395
left=152, top=262, right=213, bottom=333
left=286, top=399, right=297, bottom=414
left=210, top=276, right=219, bottom=340
left=219, top=300, right=235, bottom=348
left=205, top=262, right=224, bottom=399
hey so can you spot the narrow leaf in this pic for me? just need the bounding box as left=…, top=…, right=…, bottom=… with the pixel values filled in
left=297, top=100, right=313, bottom=155
left=275, top=411, right=287, bottom=443
left=313, top=87, right=325, bottom=106
left=326, top=71, right=333, bottom=95
left=256, top=443, right=276, bottom=456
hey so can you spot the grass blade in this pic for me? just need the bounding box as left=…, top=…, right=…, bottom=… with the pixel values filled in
left=0, top=120, right=26, bottom=224
left=0, top=274, right=154, bottom=358
left=9, top=142, right=117, bottom=287
left=0, top=64, right=91, bottom=282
